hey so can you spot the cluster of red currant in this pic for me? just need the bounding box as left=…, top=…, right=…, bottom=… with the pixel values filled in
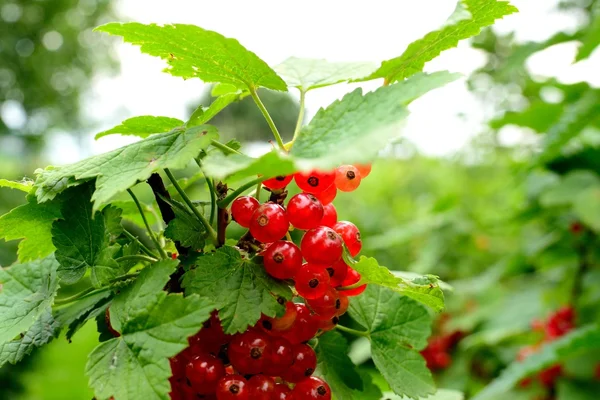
left=420, top=314, right=464, bottom=371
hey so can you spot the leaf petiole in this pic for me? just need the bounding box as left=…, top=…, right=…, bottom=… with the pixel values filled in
left=115, top=254, right=158, bottom=264
left=122, top=229, right=160, bottom=259
left=127, top=189, right=168, bottom=259
left=217, top=177, right=266, bottom=209
left=289, top=90, right=306, bottom=148
left=195, top=158, right=217, bottom=225
left=210, top=139, right=243, bottom=155
left=54, top=287, right=111, bottom=306
left=336, top=324, right=370, bottom=337
left=249, top=87, right=285, bottom=150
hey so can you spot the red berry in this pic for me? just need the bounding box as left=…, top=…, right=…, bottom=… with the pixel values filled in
left=295, top=263, right=331, bottom=300
left=312, top=184, right=337, bottom=205
left=170, top=355, right=187, bottom=378
left=301, top=227, right=343, bottom=265
left=334, top=165, right=362, bottom=192
left=282, top=304, right=319, bottom=344
left=354, top=164, right=372, bottom=178
left=228, top=330, right=271, bottom=375
left=287, top=193, right=324, bottom=230
left=336, top=293, right=349, bottom=316
left=216, top=375, right=248, bottom=400
left=263, top=337, right=294, bottom=376
left=333, top=221, right=362, bottom=257
left=185, top=354, right=225, bottom=394
left=247, top=375, right=275, bottom=400
left=231, top=196, right=259, bottom=228
left=546, top=306, right=575, bottom=339
left=292, top=377, right=331, bottom=400
left=260, top=301, right=298, bottom=334
left=249, top=203, right=289, bottom=243
left=339, top=267, right=366, bottom=296
left=263, top=240, right=303, bottom=280
left=539, top=364, right=562, bottom=387
left=263, top=175, right=293, bottom=190
left=308, top=287, right=340, bottom=319
left=188, top=311, right=229, bottom=354
left=273, top=384, right=293, bottom=400
left=316, top=315, right=339, bottom=332
left=320, top=204, right=338, bottom=228
left=327, top=259, right=348, bottom=287
left=282, top=343, right=317, bottom=383
left=295, top=170, right=336, bottom=194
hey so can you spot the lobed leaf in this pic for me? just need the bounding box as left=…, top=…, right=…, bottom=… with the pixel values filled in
left=187, top=92, right=247, bottom=128
left=95, top=116, right=183, bottom=140
left=53, top=289, right=113, bottom=341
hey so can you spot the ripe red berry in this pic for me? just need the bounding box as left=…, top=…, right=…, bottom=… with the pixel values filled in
left=263, top=240, right=302, bottom=280
left=339, top=267, right=366, bottom=297
left=336, top=293, right=349, bottom=316
left=287, top=193, right=324, bottom=230
left=308, top=287, right=340, bottom=319
left=295, top=263, right=331, bottom=300
left=333, top=221, right=362, bottom=257
left=216, top=375, right=249, bottom=400
left=228, top=330, right=271, bottom=375
left=185, top=353, right=225, bottom=394
left=263, top=336, right=294, bottom=376
left=546, top=306, right=575, bottom=339
left=260, top=301, right=298, bottom=334
left=316, top=315, right=339, bottom=332
left=312, top=183, right=337, bottom=205
left=263, top=175, right=293, bottom=190
left=327, top=259, right=348, bottom=287
left=292, top=377, right=332, bottom=400
left=247, top=375, right=275, bottom=400
left=354, top=164, right=372, bottom=178
left=295, top=170, right=336, bottom=194
left=188, top=311, right=229, bottom=354
left=273, top=384, right=293, bottom=400
left=249, top=203, right=289, bottom=243
left=231, top=196, right=259, bottom=228
left=334, top=165, right=362, bottom=192
left=301, top=227, right=343, bottom=265
left=320, top=203, right=338, bottom=228
left=282, top=303, right=319, bottom=344
left=282, top=343, right=317, bottom=383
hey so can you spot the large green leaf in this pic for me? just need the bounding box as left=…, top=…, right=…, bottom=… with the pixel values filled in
left=86, top=260, right=214, bottom=400
left=0, top=196, right=61, bottom=262
left=182, top=247, right=292, bottom=334
left=96, top=23, right=286, bottom=91
left=34, top=125, right=218, bottom=212
left=164, top=206, right=206, bottom=252
left=187, top=92, right=246, bottom=128
left=349, top=285, right=435, bottom=399
left=95, top=116, right=183, bottom=140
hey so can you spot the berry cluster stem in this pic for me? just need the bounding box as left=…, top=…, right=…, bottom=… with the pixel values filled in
left=335, top=324, right=369, bottom=337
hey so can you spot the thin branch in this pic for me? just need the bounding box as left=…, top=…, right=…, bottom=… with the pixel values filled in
left=122, top=229, right=159, bottom=258
left=115, top=254, right=158, bottom=264
left=290, top=90, right=306, bottom=147
left=211, top=139, right=243, bottom=155
left=127, top=189, right=167, bottom=259
left=195, top=158, right=217, bottom=226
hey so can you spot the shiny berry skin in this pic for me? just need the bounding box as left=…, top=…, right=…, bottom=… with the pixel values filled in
left=334, top=165, right=362, bottom=192
left=295, top=170, right=336, bottom=194
left=312, top=183, right=337, bottom=205
left=295, top=263, right=331, bottom=300
left=287, top=193, right=324, bottom=230
left=263, top=337, right=294, bottom=375
left=292, top=377, right=332, bottom=400
left=301, top=227, right=343, bottom=265
left=228, top=330, right=271, bottom=375
left=354, top=164, right=372, bottom=178
left=333, top=221, right=362, bottom=257
left=185, top=354, right=225, bottom=394
left=188, top=311, right=229, bottom=354
left=260, top=301, right=298, bottom=334
left=282, top=303, right=319, bottom=344
left=308, top=287, right=340, bottom=319
left=263, top=240, right=303, bottom=280
left=216, top=375, right=248, bottom=400
left=249, top=203, right=289, bottom=243
left=281, top=343, right=317, bottom=383
left=317, top=315, right=339, bottom=332
left=231, top=196, right=259, bottom=228
left=247, top=375, right=275, bottom=400
left=263, top=175, right=293, bottom=190
left=327, top=259, right=348, bottom=287
left=340, top=267, right=366, bottom=296
left=320, top=203, right=338, bottom=228
left=273, top=384, right=293, bottom=400
left=336, top=293, right=349, bottom=316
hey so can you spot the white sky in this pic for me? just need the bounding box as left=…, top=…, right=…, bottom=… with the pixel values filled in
left=49, top=0, right=600, bottom=164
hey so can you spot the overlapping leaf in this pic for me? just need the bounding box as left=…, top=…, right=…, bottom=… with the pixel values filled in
left=0, top=178, right=33, bottom=193
left=95, top=116, right=183, bottom=140
left=54, top=289, right=113, bottom=341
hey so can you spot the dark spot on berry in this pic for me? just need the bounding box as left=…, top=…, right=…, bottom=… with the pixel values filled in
left=262, top=320, right=273, bottom=331
left=305, top=368, right=314, bottom=376
left=273, top=252, right=284, bottom=263
left=277, top=296, right=286, bottom=305
left=332, top=316, right=340, bottom=325
left=309, top=279, right=319, bottom=288
left=326, top=267, right=334, bottom=277
left=308, top=194, right=318, bottom=202
left=307, top=176, right=319, bottom=187
left=257, top=214, right=269, bottom=226
left=250, top=348, right=263, bottom=359
left=317, top=386, right=327, bottom=396
left=326, top=231, right=338, bottom=241
left=229, top=384, right=240, bottom=394
left=275, top=175, right=286, bottom=181
left=356, top=232, right=362, bottom=242
left=203, top=319, right=212, bottom=329
left=346, top=170, right=356, bottom=180
left=218, top=344, right=230, bottom=365
left=335, top=299, right=341, bottom=309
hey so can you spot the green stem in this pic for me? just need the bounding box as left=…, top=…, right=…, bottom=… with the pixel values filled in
left=164, top=168, right=218, bottom=244
left=217, top=177, right=266, bottom=208
left=54, top=287, right=109, bottom=306
left=122, top=229, right=159, bottom=259
left=211, top=139, right=243, bottom=155
left=249, top=87, right=285, bottom=150
left=336, top=324, right=370, bottom=337
left=255, top=182, right=262, bottom=201
left=291, top=90, right=306, bottom=145
left=127, top=189, right=167, bottom=259
left=115, top=255, right=158, bottom=264
left=195, top=158, right=217, bottom=226
left=109, top=272, right=141, bottom=284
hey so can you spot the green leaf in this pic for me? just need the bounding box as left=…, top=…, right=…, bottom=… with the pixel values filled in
left=164, top=207, right=206, bottom=251
left=362, top=0, right=518, bottom=83
left=472, top=325, right=600, bottom=400
left=573, top=187, right=600, bottom=232
left=187, top=93, right=247, bottom=128
left=539, top=171, right=600, bottom=207
left=0, top=178, right=34, bottom=193
left=51, top=183, right=124, bottom=286
left=182, top=246, right=292, bottom=334
left=86, top=260, right=214, bottom=400
left=349, top=285, right=434, bottom=399
left=95, top=116, right=183, bottom=140
left=0, top=196, right=62, bottom=262
left=490, top=101, right=563, bottom=133
left=0, top=256, right=59, bottom=346
left=349, top=256, right=445, bottom=312
left=275, top=57, right=378, bottom=92
left=556, top=380, right=600, bottom=400
left=382, top=389, right=464, bottom=400
left=34, top=125, right=218, bottom=212
left=96, top=23, right=287, bottom=91
left=54, top=289, right=113, bottom=341
left=576, top=12, right=600, bottom=62
left=202, top=149, right=297, bottom=181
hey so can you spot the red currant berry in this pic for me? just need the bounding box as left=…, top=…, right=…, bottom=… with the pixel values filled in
left=316, top=315, right=339, bottom=332
left=231, top=196, right=259, bottom=228
left=301, top=227, right=343, bottom=265
left=273, top=384, right=293, bottom=400
left=228, top=330, right=271, bottom=375
left=188, top=311, right=229, bottom=354
left=282, top=304, right=319, bottom=344
left=185, top=354, right=225, bottom=394
left=336, top=293, right=349, bottom=316
left=354, top=164, right=372, bottom=178
left=295, top=263, right=331, bottom=300
left=263, top=175, right=293, bottom=190
left=281, top=343, right=317, bottom=383
left=260, top=301, right=298, bottom=334
left=170, top=355, right=187, bottom=378
left=247, top=375, right=275, bottom=400
left=334, top=165, right=362, bottom=192
left=320, top=203, right=338, bottom=228
left=327, top=259, right=348, bottom=287
left=307, top=287, right=340, bottom=320
left=333, top=221, right=362, bottom=257
left=263, top=240, right=302, bottom=280
left=216, top=375, right=249, bottom=400
left=287, top=193, right=324, bottom=230
left=339, top=267, right=366, bottom=296
left=292, top=377, right=332, bottom=400
left=249, top=203, right=289, bottom=243
left=263, top=337, right=294, bottom=375
left=312, top=183, right=337, bottom=205
left=294, top=170, right=336, bottom=194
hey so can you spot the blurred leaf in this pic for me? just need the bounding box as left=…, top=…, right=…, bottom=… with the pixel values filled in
left=576, top=9, right=600, bottom=62
left=539, top=171, right=600, bottom=207
left=0, top=179, right=34, bottom=193
left=573, top=186, right=600, bottom=232
left=491, top=101, right=563, bottom=133
left=95, top=116, right=183, bottom=140
left=382, top=389, right=464, bottom=400
left=556, top=380, right=600, bottom=400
